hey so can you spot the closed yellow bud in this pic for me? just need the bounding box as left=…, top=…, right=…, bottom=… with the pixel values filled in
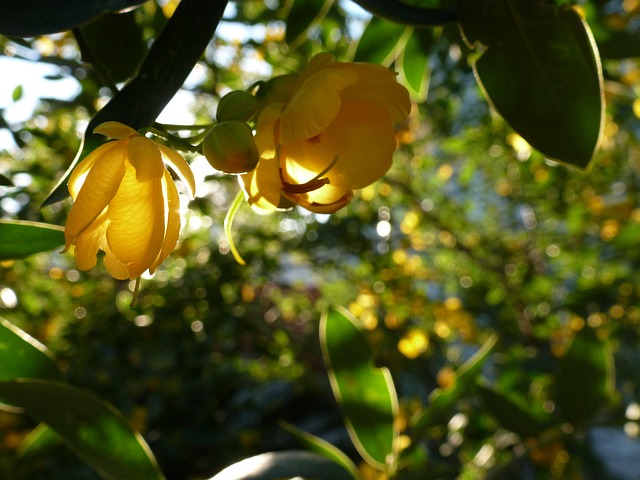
left=203, top=121, right=259, bottom=174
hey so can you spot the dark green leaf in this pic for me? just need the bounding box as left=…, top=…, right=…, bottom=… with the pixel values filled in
left=209, top=450, right=353, bottom=480
left=0, top=380, right=165, bottom=480
left=413, top=333, right=498, bottom=431
left=0, top=173, right=13, bottom=186
left=76, top=11, right=147, bottom=84
left=353, top=16, right=412, bottom=66
left=0, top=220, right=65, bottom=260
left=17, top=424, right=62, bottom=460
left=320, top=306, right=398, bottom=470
left=556, top=327, right=614, bottom=425
left=279, top=420, right=362, bottom=480
left=476, top=384, right=549, bottom=438
left=0, top=0, right=147, bottom=36
left=400, top=28, right=434, bottom=101
left=285, top=0, right=333, bottom=47
left=458, top=0, right=604, bottom=168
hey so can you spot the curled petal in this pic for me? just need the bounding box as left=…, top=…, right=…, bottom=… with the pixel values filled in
left=94, top=121, right=139, bottom=139
left=159, top=144, right=196, bottom=199
left=73, top=211, right=109, bottom=271
left=128, top=136, right=165, bottom=182
left=103, top=251, right=131, bottom=280
left=254, top=103, right=284, bottom=158
left=150, top=171, right=181, bottom=273
left=239, top=157, right=290, bottom=214
left=65, top=141, right=127, bottom=247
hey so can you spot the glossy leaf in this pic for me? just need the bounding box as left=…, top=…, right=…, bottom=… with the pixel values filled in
left=476, top=384, right=549, bottom=438
left=0, top=220, right=64, bottom=260
left=279, top=420, right=362, bottom=480
left=320, top=306, right=398, bottom=470
left=0, top=379, right=165, bottom=480
left=353, top=16, right=412, bottom=66
left=209, top=450, right=353, bottom=480
left=413, top=333, right=498, bottom=431
left=0, top=0, right=147, bottom=36
left=556, top=327, right=614, bottom=425
left=400, top=28, right=434, bottom=102
left=285, top=0, right=333, bottom=48
left=458, top=0, right=604, bottom=168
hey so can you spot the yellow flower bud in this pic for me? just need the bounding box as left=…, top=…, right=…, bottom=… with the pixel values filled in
left=216, top=90, right=258, bottom=122
left=239, top=53, right=411, bottom=214
left=63, top=121, right=195, bottom=281
left=203, top=121, right=259, bottom=174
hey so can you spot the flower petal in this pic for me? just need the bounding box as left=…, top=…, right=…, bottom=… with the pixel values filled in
left=340, top=63, right=412, bottom=124
left=65, top=141, right=127, bottom=246
left=106, top=161, right=166, bottom=278
left=68, top=141, right=120, bottom=199
left=72, top=211, right=109, bottom=271
left=128, top=136, right=165, bottom=182
left=279, top=68, right=358, bottom=145
left=149, top=171, right=181, bottom=273
left=254, top=103, right=284, bottom=158
left=283, top=98, right=397, bottom=191
left=94, top=121, right=138, bottom=139
left=159, top=144, right=196, bottom=199
left=239, top=157, right=289, bottom=214
left=103, top=251, right=131, bottom=280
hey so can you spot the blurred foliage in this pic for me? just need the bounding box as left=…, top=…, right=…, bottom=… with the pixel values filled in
left=2, top=0, right=640, bottom=479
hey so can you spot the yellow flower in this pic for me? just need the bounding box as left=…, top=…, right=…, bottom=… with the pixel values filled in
left=64, top=121, right=196, bottom=280
left=240, top=53, right=411, bottom=214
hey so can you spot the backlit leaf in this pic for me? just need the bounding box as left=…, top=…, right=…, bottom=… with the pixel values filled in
left=353, top=16, right=412, bottom=66
left=458, top=0, right=604, bottom=168
left=320, top=306, right=398, bottom=470
left=285, top=0, right=333, bottom=48
left=0, top=220, right=65, bottom=260
left=0, top=379, right=165, bottom=480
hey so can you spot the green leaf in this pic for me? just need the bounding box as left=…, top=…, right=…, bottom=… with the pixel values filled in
left=476, top=384, right=549, bottom=438
left=400, top=28, right=434, bottom=102
left=0, top=220, right=65, bottom=260
left=12, top=85, right=23, bottom=102
left=209, top=450, right=353, bottom=480
left=0, top=379, right=165, bottom=480
left=0, top=0, right=148, bottom=36
left=0, top=318, right=62, bottom=385
left=320, top=306, right=398, bottom=470
left=17, top=424, right=62, bottom=460
left=412, top=333, right=498, bottom=431
left=458, top=0, right=604, bottom=168
left=285, top=0, right=333, bottom=48
left=353, top=16, right=412, bottom=66
left=76, top=11, right=147, bottom=84
left=279, top=420, right=362, bottom=480
left=556, top=327, right=614, bottom=425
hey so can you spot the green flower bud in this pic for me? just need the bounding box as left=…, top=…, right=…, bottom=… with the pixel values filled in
left=216, top=90, right=258, bottom=122
left=202, top=121, right=259, bottom=174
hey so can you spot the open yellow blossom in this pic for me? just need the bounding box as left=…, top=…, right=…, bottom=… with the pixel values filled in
left=64, top=121, right=196, bottom=280
left=240, top=53, right=411, bottom=214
